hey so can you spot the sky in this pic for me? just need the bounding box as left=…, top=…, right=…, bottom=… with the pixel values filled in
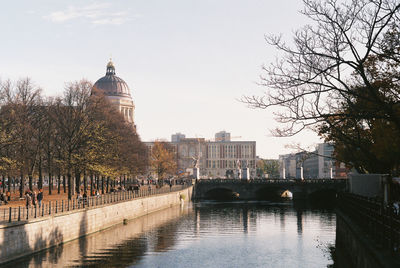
left=0, top=0, right=322, bottom=159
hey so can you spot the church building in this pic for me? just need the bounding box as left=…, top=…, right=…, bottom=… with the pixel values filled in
left=93, top=60, right=135, bottom=127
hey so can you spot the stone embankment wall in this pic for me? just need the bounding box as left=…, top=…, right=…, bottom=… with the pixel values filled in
left=335, top=210, right=399, bottom=268
left=0, top=186, right=193, bottom=264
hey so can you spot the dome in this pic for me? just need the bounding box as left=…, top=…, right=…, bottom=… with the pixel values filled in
left=93, top=60, right=131, bottom=97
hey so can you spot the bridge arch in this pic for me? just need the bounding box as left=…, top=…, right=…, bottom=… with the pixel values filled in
left=203, top=188, right=240, bottom=201
left=255, top=187, right=291, bottom=200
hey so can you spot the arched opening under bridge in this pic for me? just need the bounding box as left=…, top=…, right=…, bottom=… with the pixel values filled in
left=204, top=188, right=240, bottom=201
left=255, top=187, right=292, bottom=201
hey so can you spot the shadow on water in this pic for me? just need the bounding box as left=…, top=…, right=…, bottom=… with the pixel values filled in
left=153, top=221, right=179, bottom=252
left=70, top=217, right=182, bottom=267
left=78, top=210, right=88, bottom=258
left=7, top=205, right=191, bottom=267
left=70, top=235, right=149, bottom=267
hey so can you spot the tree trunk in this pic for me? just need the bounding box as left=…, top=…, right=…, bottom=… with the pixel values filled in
left=7, top=176, right=11, bottom=201
left=123, top=175, right=126, bottom=188
left=28, top=174, right=33, bottom=191
left=101, top=176, right=104, bottom=194
left=90, top=174, right=94, bottom=196
left=106, top=177, right=109, bottom=193
left=96, top=175, right=99, bottom=191
left=57, top=172, right=61, bottom=194
left=75, top=172, right=81, bottom=194
left=2, top=175, right=5, bottom=193
left=19, top=173, right=24, bottom=198
left=38, top=157, right=43, bottom=190
left=48, top=174, right=52, bottom=195
left=67, top=172, right=72, bottom=200
left=71, top=174, right=75, bottom=196
left=63, top=175, right=66, bottom=193
left=83, top=172, right=87, bottom=195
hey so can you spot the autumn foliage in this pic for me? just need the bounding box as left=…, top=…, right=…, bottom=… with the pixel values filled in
left=150, top=141, right=177, bottom=179
left=0, top=79, right=148, bottom=199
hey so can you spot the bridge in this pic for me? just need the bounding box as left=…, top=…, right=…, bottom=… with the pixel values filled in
left=193, top=179, right=347, bottom=201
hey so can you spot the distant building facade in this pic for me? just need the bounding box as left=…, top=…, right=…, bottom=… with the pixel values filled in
left=279, top=143, right=347, bottom=179
left=174, top=138, right=207, bottom=175
left=215, top=131, right=231, bottom=142
left=205, top=140, right=256, bottom=178
left=171, top=133, right=186, bottom=143
left=145, top=131, right=256, bottom=179
left=317, top=143, right=335, bottom=178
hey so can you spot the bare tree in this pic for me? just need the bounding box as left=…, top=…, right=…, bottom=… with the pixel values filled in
left=242, top=0, right=400, bottom=136
left=5, top=79, right=42, bottom=196
left=52, top=80, right=93, bottom=200
left=42, top=97, right=57, bottom=194
left=0, top=78, right=150, bottom=200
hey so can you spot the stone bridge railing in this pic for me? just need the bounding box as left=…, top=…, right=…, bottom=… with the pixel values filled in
left=194, top=178, right=347, bottom=200
left=197, top=178, right=347, bottom=184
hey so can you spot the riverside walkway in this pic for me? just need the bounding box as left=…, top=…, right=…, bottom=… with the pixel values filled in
left=0, top=183, right=192, bottom=223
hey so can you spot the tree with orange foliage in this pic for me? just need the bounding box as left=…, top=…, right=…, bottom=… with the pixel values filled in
left=150, top=141, right=177, bottom=179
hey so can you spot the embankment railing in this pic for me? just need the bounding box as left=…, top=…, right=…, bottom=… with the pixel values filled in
left=337, top=192, right=400, bottom=254
left=0, top=183, right=191, bottom=223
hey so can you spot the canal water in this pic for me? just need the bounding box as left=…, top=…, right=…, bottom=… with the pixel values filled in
left=9, top=201, right=336, bottom=268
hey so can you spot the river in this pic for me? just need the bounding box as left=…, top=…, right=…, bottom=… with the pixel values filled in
left=7, top=201, right=336, bottom=268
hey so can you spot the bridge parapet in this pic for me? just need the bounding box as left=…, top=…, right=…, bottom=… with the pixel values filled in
left=197, top=178, right=347, bottom=185
left=194, top=179, right=347, bottom=200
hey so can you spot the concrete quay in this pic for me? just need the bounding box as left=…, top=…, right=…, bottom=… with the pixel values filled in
left=0, top=186, right=193, bottom=264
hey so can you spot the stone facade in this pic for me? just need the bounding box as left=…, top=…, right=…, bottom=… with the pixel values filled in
left=205, top=141, right=256, bottom=178
left=146, top=135, right=257, bottom=178
left=93, top=60, right=135, bottom=128
left=279, top=143, right=347, bottom=179
left=175, top=138, right=207, bottom=175
left=106, top=95, right=135, bottom=125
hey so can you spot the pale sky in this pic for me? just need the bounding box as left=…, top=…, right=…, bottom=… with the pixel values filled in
left=0, top=0, right=322, bottom=159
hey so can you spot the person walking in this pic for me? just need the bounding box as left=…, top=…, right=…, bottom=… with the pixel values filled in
left=31, top=191, right=37, bottom=207
left=83, top=191, right=87, bottom=205
left=25, top=191, right=32, bottom=209
left=1, top=192, right=8, bottom=205
left=77, top=192, right=82, bottom=207
left=37, top=189, right=43, bottom=207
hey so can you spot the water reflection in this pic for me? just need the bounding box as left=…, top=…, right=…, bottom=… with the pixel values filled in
left=297, top=208, right=303, bottom=234
left=8, top=201, right=336, bottom=268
